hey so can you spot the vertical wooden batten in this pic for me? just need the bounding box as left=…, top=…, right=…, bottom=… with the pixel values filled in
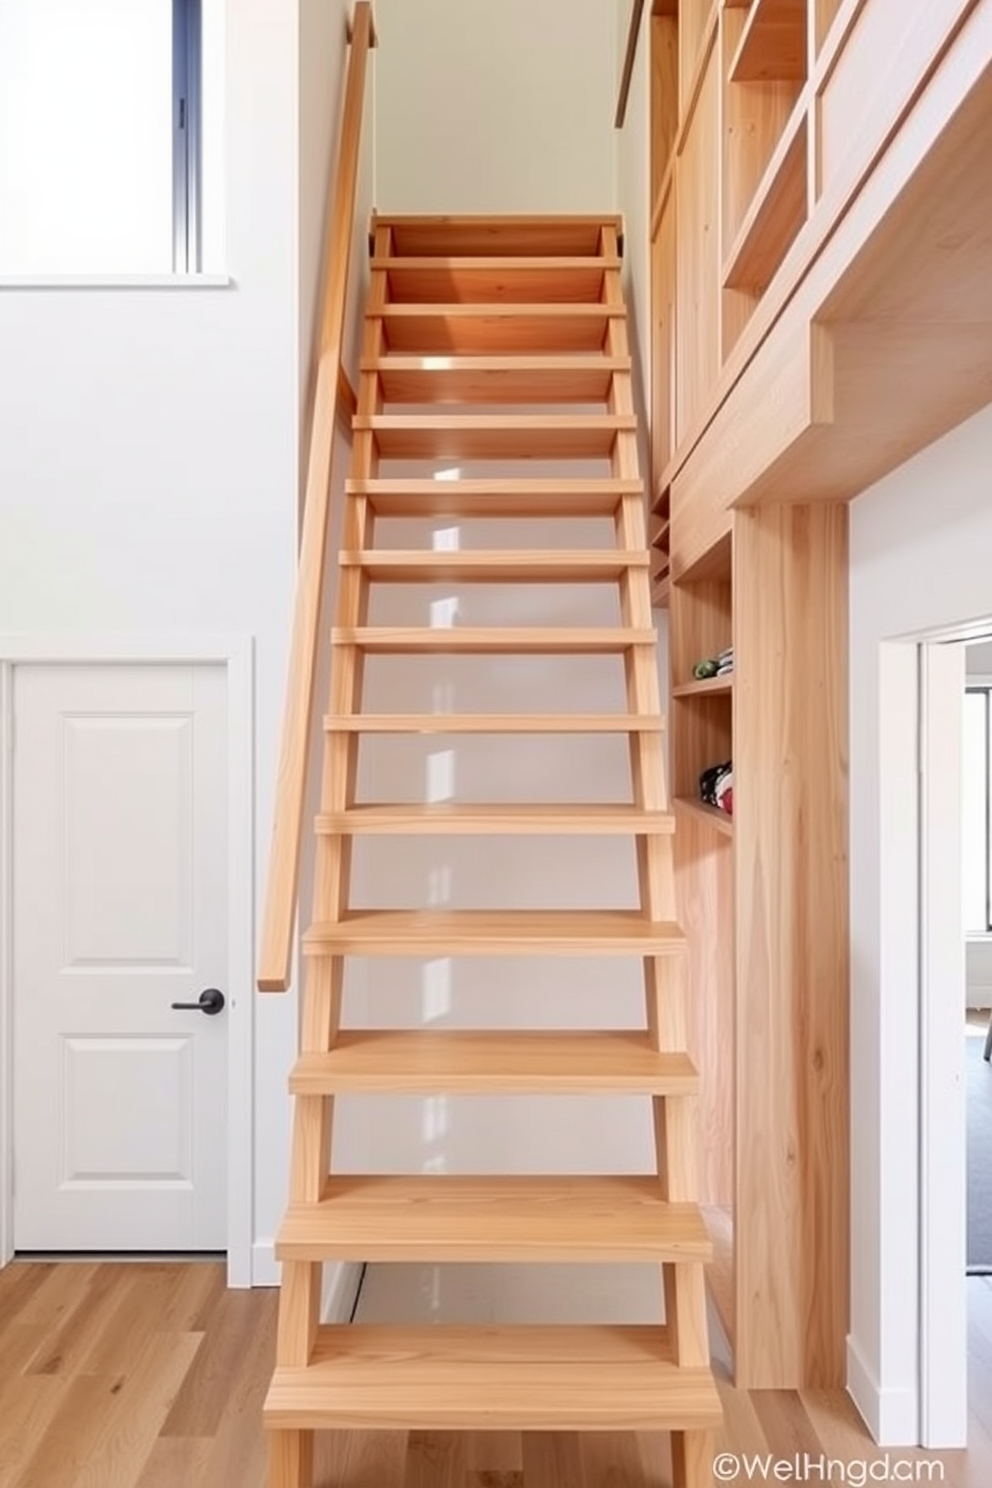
left=732, top=502, right=849, bottom=1387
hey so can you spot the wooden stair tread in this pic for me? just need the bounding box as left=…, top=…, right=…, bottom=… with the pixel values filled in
left=355, top=413, right=635, bottom=460
left=374, top=257, right=619, bottom=305
left=332, top=627, right=656, bottom=654
left=324, top=712, right=665, bottom=734
left=374, top=215, right=623, bottom=257
left=303, top=910, right=685, bottom=956
left=289, top=1031, right=699, bottom=1094
left=324, top=713, right=665, bottom=733
left=347, top=476, right=641, bottom=517
left=369, top=354, right=629, bottom=404
left=377, top=305, right=620, bottom=354
left=264, top=1324, right=721, bottom=1431
left=277, top=1177, right=712, bottom=1263
left=339, top=549, right=648, bottom=582
left=315, top=803, right=674, bottom=834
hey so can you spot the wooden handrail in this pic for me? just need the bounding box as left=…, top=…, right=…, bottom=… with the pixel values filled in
left=615, top=0, right=646, bottom=128
left=258, top=2, right=374, bottom=993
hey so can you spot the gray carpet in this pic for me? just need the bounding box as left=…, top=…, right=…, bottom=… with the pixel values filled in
left=968, top=1031, right=992, bottom=1274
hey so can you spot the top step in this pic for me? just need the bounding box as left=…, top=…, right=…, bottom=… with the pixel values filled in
left=373, top=214, right=624, bottom=259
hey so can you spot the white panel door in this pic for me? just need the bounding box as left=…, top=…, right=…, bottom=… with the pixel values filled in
left=13, top=664, right=228, bottom=1251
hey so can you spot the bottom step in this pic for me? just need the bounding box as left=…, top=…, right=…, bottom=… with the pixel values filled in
left=264, top=1325, right=721, bottom=1432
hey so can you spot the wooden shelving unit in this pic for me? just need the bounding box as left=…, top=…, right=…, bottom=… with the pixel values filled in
left=646, top=5, right=850, bottom=1388
left=672, top=675, right=733, bottom=699
left=644, top=0, right=986, bottom=1396
left=723, top=103, right=808, bottom=290
left=729, top=0, right=807, bottom=82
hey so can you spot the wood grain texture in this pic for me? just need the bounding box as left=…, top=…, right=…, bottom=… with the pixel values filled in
left=723, top=101, right=808, bottom=292
left=348, top=476, right=640, bottom=518
left=733, top=503, right=849, bottom=1388
left=338, top=549, right=649, bottom=583
left=265, top=1326, right=722, bottom=1432
left=378, top=305, right=620, bottom=355
left=288, top=1031, right=700, bottom=1095
left=276, top=1177, right=713, bottom=1264
left=266, top=214, right=718, bottom=1465
left=672, top=811, right=735, bottom=1210
left=675, top=45, right=721, bottom=444
left=660, top=0, right=992, bottom=510
left=353, top=413, right=635, bottom=461
left=652, top=13, right=680, bottom=209
left=375, top=216, right=622, bottom=258
left=368, top=356, right=628, bottom=405
left=375, top=258, right=617, bottom=306
left=2, top=1262, right=990, bottom=1487
left=323, top=713, right=666, bottom=734
left=720, top=10, right=804, bottom=263
left=331, top=627, right=657, bottom=655
left=302, top=910, right=686, bottom=958
left=314, top=803, right=674, bottom=836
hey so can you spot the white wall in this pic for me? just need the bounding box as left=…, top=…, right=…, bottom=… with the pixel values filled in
left=374, top=0, right=617, bottom=213
left=0, top=0, right=369, bottom=1282
left=849, top=400, right=992, bottom=1439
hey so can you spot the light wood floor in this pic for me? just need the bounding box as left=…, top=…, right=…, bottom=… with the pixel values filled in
left=1, top=1262, right=991, bottom=1487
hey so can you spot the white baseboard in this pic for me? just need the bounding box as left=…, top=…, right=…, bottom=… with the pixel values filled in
left=252, top=1239, right=279, bottom=1288
left=322, top=1261, right=364, bottom=1323
left=847, top=1335, right=918, bottom=1446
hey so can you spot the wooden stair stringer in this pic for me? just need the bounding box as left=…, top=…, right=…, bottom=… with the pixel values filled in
left=265, top=215, right=720, bottom=1488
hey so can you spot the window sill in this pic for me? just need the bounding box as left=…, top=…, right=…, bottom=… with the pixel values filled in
left=0, top=273, right=233, bottom=290
left=966, top=932, right=992, bottom=944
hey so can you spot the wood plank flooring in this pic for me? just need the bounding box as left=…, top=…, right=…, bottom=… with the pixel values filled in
left=1, top=1262, right=991, bottom=1487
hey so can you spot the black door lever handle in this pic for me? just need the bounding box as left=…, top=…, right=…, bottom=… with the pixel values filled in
left=170, top=988, right=225, bottom=1016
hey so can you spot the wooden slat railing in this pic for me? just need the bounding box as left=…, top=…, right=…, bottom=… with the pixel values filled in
left=258, top=2, right=375, bottom=992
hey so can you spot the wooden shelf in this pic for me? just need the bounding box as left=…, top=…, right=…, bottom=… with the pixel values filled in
left=723, top=101, right=808, bottom=292
left=678, top=526, right=732, bottom=582
left=673, top=796, right=734, bottom=838
left=672, top=675, right=733, bottom=698
left=729, top=0, right=806, bottom=82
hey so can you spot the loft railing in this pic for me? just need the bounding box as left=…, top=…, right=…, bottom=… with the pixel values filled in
left=258, top=2, right=375, bottom=993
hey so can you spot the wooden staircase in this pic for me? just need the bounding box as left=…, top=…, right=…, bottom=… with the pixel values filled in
left=265, top=214, right=722, bottom=1487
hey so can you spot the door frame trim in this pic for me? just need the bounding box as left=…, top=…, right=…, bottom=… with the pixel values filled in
left=0, top=634, right=254, bottom=1286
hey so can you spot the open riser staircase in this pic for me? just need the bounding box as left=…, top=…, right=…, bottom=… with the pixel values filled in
left=263, top=213, right=722, bottom=1487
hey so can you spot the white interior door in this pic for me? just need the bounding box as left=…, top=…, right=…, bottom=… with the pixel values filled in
left=13, top=664, right=228, bottom=1251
